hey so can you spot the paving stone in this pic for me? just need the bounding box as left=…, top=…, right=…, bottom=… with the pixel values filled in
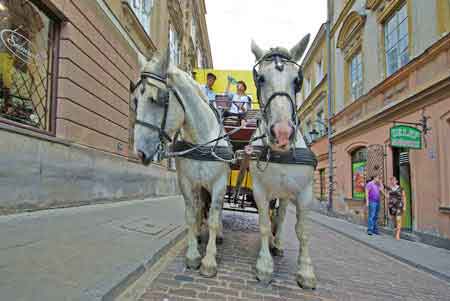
left=140, top=210, right=450, bottom=301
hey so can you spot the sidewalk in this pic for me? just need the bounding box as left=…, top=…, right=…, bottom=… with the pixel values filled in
left=308, top=211, right=450, bottom=283
left=0, top=196, right=186, bottom=301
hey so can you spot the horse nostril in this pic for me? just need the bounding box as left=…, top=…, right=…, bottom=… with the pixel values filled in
left=137, top=151, right=146, bottom=163
left=270, top=125, right=276, bottom=138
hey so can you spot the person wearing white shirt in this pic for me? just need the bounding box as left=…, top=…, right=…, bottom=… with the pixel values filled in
left=223, top=78, right=251, bottom=126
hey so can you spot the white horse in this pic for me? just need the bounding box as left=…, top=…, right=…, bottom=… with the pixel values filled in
left=132, top=50, right=230, bottom=277
left=249, top=35, right=318, bottom=289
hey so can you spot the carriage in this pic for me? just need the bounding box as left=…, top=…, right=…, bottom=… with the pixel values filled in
left=194, top=69, right=260, bottom=212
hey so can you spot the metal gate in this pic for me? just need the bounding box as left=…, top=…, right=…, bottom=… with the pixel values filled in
left=366, top=144, right=387, bottom=226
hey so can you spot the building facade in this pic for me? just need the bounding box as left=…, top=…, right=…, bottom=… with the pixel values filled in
left=297, top=23, right=330, bottom=204
left=0, top=0, right=212, bottom=212
left=323, top=0, right=450, bottom=247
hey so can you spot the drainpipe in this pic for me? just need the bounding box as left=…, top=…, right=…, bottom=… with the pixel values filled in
left=326, top=0, right=334, bottom=213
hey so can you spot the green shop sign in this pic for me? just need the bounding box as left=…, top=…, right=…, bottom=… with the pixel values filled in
left=390, top=125, right=422, bottom=149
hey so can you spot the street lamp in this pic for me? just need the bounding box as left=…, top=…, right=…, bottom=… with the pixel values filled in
left=308, top=120, right=328, bottom=143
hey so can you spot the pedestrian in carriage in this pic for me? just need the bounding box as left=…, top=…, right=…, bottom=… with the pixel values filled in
left=224, top=77, right=251, bottom=126
left=201, top=72, right=217, bottom=107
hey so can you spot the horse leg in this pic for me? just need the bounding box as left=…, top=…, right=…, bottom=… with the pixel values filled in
left=179, top=177, right=202, bottom=270
left=217, top=208, right=224, bottom=245
left=270, top=199, right=287, bottom=257
left=294, top=185, right=317, bottom=289
left=200, top=175, right=227, bottom=277
left=255, top=192, right=274, bottom=285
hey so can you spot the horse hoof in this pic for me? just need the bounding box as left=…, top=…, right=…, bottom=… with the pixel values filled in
left=200, top=264, right=217, bottom=278
left=270, top=246, right=284, bottom=257
left=185, top=257, right=201, bottom=270
left=216, top=236, right=224, bottom=245
left=296, top=274, right=317, bottom=290
left=256, top=272, right=273, bottom=287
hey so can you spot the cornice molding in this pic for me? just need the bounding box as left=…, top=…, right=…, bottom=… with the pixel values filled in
left=337, top=11, right=366, bottom=50
left=365, top=0, right=383, bottom=10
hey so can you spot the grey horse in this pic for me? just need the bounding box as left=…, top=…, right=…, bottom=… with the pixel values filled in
left=132, top=50, right=230, bottom=277
left=249, top=34, right=318, bottom=289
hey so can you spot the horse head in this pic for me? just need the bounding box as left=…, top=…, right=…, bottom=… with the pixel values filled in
left=132, top=49, right=185, bottom=165
left=251, top=34, right=310, bottom=152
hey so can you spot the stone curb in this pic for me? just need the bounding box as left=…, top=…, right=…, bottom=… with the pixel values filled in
left=308, top=215, right=450, bottom=284
left=100, top=228, right=188, bottom=301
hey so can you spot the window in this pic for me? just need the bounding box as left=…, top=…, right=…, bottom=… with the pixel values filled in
left=191, top=15, right=197, bottom=47
left=316, top=110, right=325, bottom=137
left=351, top=147, right=368, bottom=200
left=384, top=4, right=409, bottom=76
left=316, top=59, right=323, bottom=84
left=169, top=25, right=180, bottom=65
left=196, top=47, right=203, bottom=68
left=130, top=0, right=153, bottom=35
left=349, top=51, right=363, bottom=101
left=304, top=119, right=312, bottom=143
left=0, top=0, right=56, bottom=131
left=303, top=78, right=311, bottom=99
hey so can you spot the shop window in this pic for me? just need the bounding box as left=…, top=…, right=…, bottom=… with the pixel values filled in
left=351, top=147, right=368, bottom=200
left=0, top=0, right=57, bottom=131
left=349, top=51, right=363, bottom=101
left=130, top=0, right=153, bottom=35
left=384, top=3, right=409, bottom=76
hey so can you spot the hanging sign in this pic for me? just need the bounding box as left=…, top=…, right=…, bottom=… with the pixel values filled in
left=390, top=125, right=422, bottom=149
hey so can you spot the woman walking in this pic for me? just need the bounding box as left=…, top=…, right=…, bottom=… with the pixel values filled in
left=387, top=176, right=406, bottom=240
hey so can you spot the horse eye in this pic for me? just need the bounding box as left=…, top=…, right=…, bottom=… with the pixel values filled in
left=258, top=75, right=265, bottom=83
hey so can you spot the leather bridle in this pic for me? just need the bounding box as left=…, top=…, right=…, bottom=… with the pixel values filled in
left=252, top=51, right=303, bottom=144
left=131, top=72, right=186, bottom=143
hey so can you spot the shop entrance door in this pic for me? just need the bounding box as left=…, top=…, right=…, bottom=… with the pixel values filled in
left=393, top=148, right=413, bottom=230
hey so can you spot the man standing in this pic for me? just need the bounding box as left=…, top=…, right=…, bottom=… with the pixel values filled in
left=366, top=175, right=384, bottom=235
left=201, top=72, right=217, bottom=106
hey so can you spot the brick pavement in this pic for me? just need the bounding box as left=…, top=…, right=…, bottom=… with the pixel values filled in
left=139, top=209, right=450, bottom=301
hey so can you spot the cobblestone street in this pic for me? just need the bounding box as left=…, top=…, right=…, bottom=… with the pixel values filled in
left=139, top=209, right=450, bottom=301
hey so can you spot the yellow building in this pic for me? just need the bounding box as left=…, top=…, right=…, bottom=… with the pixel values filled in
left=326, top=0, right=450, bottom=247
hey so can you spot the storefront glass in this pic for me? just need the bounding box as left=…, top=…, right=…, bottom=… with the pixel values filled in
left=351, top=147, right=367, bottom=200
left=0, top=0, right=55, bottom=131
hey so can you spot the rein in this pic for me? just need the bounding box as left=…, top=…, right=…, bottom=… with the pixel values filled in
left=132, top=71, right=236, bottom=162
left=252, top=52, right=303, bottom=146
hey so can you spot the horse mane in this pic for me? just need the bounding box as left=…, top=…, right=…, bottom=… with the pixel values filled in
left=169, top=65, right=210, bottom=105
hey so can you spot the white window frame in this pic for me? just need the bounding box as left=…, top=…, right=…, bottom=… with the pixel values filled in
left=384, top=4, right=409, bottom=76
left=350, top=51, right=363, bottom=101
left=316, top=59, right=323, bottom=84
left=191, top=14, right=197, bottom=47
left=130, top=0, right=153, bottom=35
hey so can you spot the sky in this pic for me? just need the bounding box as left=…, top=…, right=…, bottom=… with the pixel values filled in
left=205, top=0, right=327, bottom=70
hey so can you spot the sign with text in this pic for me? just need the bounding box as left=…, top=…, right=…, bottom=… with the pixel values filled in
left=390, top=125, right=422, bottom=149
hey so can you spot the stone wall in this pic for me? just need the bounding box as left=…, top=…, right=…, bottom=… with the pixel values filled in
left=0, top=127, right=179, bottom=214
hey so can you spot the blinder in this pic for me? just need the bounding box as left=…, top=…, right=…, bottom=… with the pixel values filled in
left=131, top=71, right=179, bottom=145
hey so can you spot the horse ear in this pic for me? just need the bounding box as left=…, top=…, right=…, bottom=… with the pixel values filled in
left=251, top=39, right=265, bottom=61
left=289, top=34, right=310, bottom=62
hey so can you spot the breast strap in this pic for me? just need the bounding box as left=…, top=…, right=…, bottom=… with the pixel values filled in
left=253, top=145, right=317, bottom=167
left=171, top=141, right=234, bottom=161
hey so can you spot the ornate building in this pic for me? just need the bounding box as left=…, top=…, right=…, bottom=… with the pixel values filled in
left=314, top=0, right=450, bottom=247
left=0, top=0, right=213, bottom=212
